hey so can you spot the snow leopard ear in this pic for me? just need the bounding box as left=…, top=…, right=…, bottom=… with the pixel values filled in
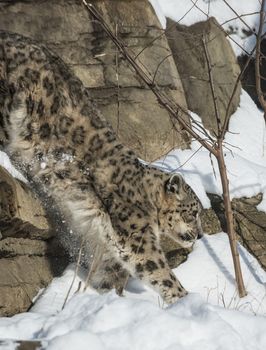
left=165, top=173, right=183, bottom=195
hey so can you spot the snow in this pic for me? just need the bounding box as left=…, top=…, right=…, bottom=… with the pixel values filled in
left=149, top=0, right=264, bottom=56
left=0, top=233, right=266, bottom=350
left=0, top=150, right=26, bottom=182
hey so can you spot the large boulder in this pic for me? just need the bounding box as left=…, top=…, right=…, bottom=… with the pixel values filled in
left=0, top=166, right=67, bottom=316
left=0, top=0, right=190, bottom=161
left=166, top=17, right=241, bottom=134
left=209, top=193, right=266, bottom=270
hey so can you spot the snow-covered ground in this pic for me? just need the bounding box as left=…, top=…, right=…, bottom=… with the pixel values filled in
left=0, top=233, right=266, bottom=350
left=1, top=1, right=266, bottom=349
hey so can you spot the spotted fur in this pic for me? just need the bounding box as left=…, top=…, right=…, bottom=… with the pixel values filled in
left=0, top=31, right=202, bottom=304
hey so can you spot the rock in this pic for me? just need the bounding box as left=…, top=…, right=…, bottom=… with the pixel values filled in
left=0, top=0, right=190, bottom=161
left=233, top=194, right=266, bottom=270
left=238, top=37, right=266, bottom=110
left=166, top=17, right=241, bottom=134
left=160, top=236, right=191, bottom=269
left=208, top=193, right=266, bottom=270
left=0, top=166, right=50, bottom=239
left=0, top=340, right=42, bottom=350
left=0, top=166, right=68, bottom=316
left=201, top=207, right=222, bottom=235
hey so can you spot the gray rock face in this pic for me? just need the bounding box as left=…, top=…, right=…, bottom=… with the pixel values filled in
left=209, top=193, right=266, bottom=270
left=166, top=17, right=241, bottom=134
left=0, top=167, right=67, bottom=316
left=0, top=0, right=190, bottom=161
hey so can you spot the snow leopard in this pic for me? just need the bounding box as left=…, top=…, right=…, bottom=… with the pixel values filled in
left=0, top=31, right=202, bottom=304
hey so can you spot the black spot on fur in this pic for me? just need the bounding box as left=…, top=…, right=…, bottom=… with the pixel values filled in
left=50, top=95, right=61, bottom=114
left=39, top=123, right=51, bottom=139
left=135, top=263, right=144, bottom=273
left=52, top=147, right=64, bottom=160
left=112, top=263, right=121, bottom=271
left=17, top=75, right=30, bottom=90
left=0, top=44, right=5, bottom=60
left=80, top=103, right=92, bottom=116
left=131, top=244, right=145, bottom=254
left=104, top=194, right=113, bottom=211
left=104, top=130, right=116, bottom=143
left=102, top=149, right=115, bottom=159
left=58, top=115, right=74, bottom=135
left=109, top=159, right=117, bottom=166
left=151, top=244, right=157, bottom=252
left=43, top=76, right=54, bottom=97
left=29, top=48, right=45, bottom=63
left=83, top=152, right=93, bottom=163
left=115, top=144, right=123, bottom=151
left=37, top=99, right=45, bottom=117
left=115, top=224, right=129, bottom=237
left=24, top=68, right=40, bottom=84
left=72, top=126, right=85, bottom=145
left=26, top=95, right=34, bottom=115
left=69, top=78, right=83, bottom=104
left=90, top=114, right=106, bottom=129
left=89, top=134, right=103, bottom=152
left=145, top=260, right=158, bottom=272
left=0, top=79, right=9, bottom=96
left=140, top=224, right=149, bottom=233
left=163, top=280, right=173, bottom=288
left=158, top=259, right=165, bottom=268
left=118, top=212, right=128, bottom=222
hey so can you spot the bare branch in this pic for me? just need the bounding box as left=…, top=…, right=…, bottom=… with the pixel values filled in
left=152, top=53, right=172, bottom=85
left=221, top=0, right=257, bottom=36
left=221, top=11, right=260, bottom=27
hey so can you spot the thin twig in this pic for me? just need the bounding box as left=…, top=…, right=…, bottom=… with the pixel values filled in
left=221, top=11, right=260, bottom=27
left=115, top=22, right=121, bottom=135
left=83, top=244, right=102, bottom=291
left=62, top=239, right=84, bottom=309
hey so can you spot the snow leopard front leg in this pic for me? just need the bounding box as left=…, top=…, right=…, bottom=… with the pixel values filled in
left=111, top=223, right=188, bottom=304
left=89, top=245, right=129, bottom=296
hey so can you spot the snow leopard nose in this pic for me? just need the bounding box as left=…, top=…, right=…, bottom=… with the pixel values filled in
left=197, top=231, right=203, bottom=240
